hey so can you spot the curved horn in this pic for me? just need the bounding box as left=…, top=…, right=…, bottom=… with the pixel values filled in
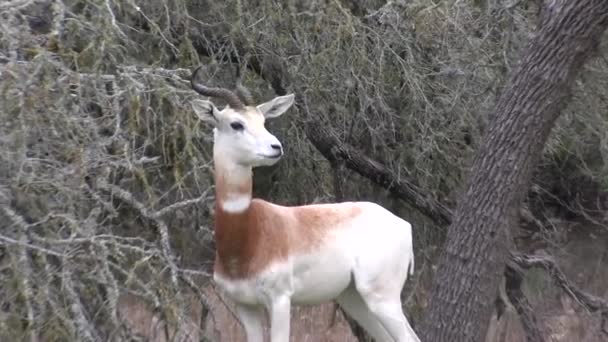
left=190, top=66, right=245, bottom=110
left=235, top=82, right=255, bottom=106
left=234, top=61, right=255, bottom=105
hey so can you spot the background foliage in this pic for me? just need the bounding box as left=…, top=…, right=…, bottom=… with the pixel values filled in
left=1, top=0, right=607, bottom=340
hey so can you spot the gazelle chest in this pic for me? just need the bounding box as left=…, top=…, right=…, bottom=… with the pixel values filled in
left=213, top=243, right=354, bottom=306
left=213, top=264, right=291, bottom=306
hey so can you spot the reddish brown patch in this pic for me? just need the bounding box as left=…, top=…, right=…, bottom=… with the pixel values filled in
left=214, top=199, right=289, bottom=278
left=213, top=199, right=363, bottom=279
left=289, top=204, right=363, bottom=253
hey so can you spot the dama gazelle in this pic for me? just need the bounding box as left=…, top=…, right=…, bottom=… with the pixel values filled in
left=190, top=66, right=420, bottom=342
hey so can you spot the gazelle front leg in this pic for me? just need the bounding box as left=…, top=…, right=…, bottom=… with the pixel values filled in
left=235, top=303, right=265, bottom=342
left=267, top=295, right=291, bottom=342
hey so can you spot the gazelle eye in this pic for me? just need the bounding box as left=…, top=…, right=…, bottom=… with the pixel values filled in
left=230, top=122, right=244, bottom=131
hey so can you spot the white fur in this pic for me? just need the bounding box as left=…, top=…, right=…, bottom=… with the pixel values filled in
left=221, top=194, right=252, bottom=213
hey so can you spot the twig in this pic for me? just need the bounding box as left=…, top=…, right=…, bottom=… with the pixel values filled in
left=96, top=179, right=180, bottom=287
left=154, top=189, right=213, bottom=218
left=62, top=263, right=99, bottom=342
left=0, top=0, right=34, bottom=11
left=14, top=234, right=38, bottom=342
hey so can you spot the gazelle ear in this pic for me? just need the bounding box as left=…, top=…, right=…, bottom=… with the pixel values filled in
left=257, top=94, right=295, bottom=119
left=191, top=99, right=219, bottom=124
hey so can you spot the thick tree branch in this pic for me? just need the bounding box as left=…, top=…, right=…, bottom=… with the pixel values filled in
left=512, top=252, right=608, bottom=334
left=505, top=263, right=545, bottom=342
left=302, top=111, right=453, bottom=226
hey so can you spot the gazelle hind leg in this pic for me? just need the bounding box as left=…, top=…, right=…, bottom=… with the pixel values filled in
left=336, top=286, right=393, bottom=341
left=352, top=254, right=420, bottom=341
left=361, top=296, right=420, bottom=342
left=235, top=303, right=265, bottom=342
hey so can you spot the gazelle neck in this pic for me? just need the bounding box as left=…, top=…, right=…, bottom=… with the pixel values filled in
left=212, top=151, right=258, bottom=278
left=214, top=153, right=253, bottom=214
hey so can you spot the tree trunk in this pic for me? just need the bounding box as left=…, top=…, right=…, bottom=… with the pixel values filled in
left=420, top=1, right=608, bottom=341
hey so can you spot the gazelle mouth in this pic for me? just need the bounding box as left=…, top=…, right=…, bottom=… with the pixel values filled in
left=258, top=153, right=282, bottom=159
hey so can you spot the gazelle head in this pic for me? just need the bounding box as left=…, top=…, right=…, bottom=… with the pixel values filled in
left=190, top=66, right=295, bottom=168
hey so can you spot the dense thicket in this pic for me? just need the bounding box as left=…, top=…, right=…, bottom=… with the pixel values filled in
left=1, top=0, right=607, bottom=340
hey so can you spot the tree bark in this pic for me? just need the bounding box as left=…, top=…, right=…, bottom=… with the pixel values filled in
left=420, top=1, right=608, bottom=341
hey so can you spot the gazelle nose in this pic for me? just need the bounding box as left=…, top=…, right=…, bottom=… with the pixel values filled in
left=271, top=144, right=282, bottom=151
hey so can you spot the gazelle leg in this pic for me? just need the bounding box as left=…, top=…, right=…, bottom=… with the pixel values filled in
left=235, top=303, right=265, bottom=342
left=361, top=295, right=420, bottom=342
left=267, top=295, right=291, bottom=342
left=337, top=286, right=393, bottom=341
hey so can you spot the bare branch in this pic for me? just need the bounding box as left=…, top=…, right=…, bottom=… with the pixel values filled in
left=96, top=179, right=180, bottom=286
left=302, top=102, right=453, bottom=226
left=512, top=252, right=608, bottom=335
left=505, top=263, right=545, bottom=342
